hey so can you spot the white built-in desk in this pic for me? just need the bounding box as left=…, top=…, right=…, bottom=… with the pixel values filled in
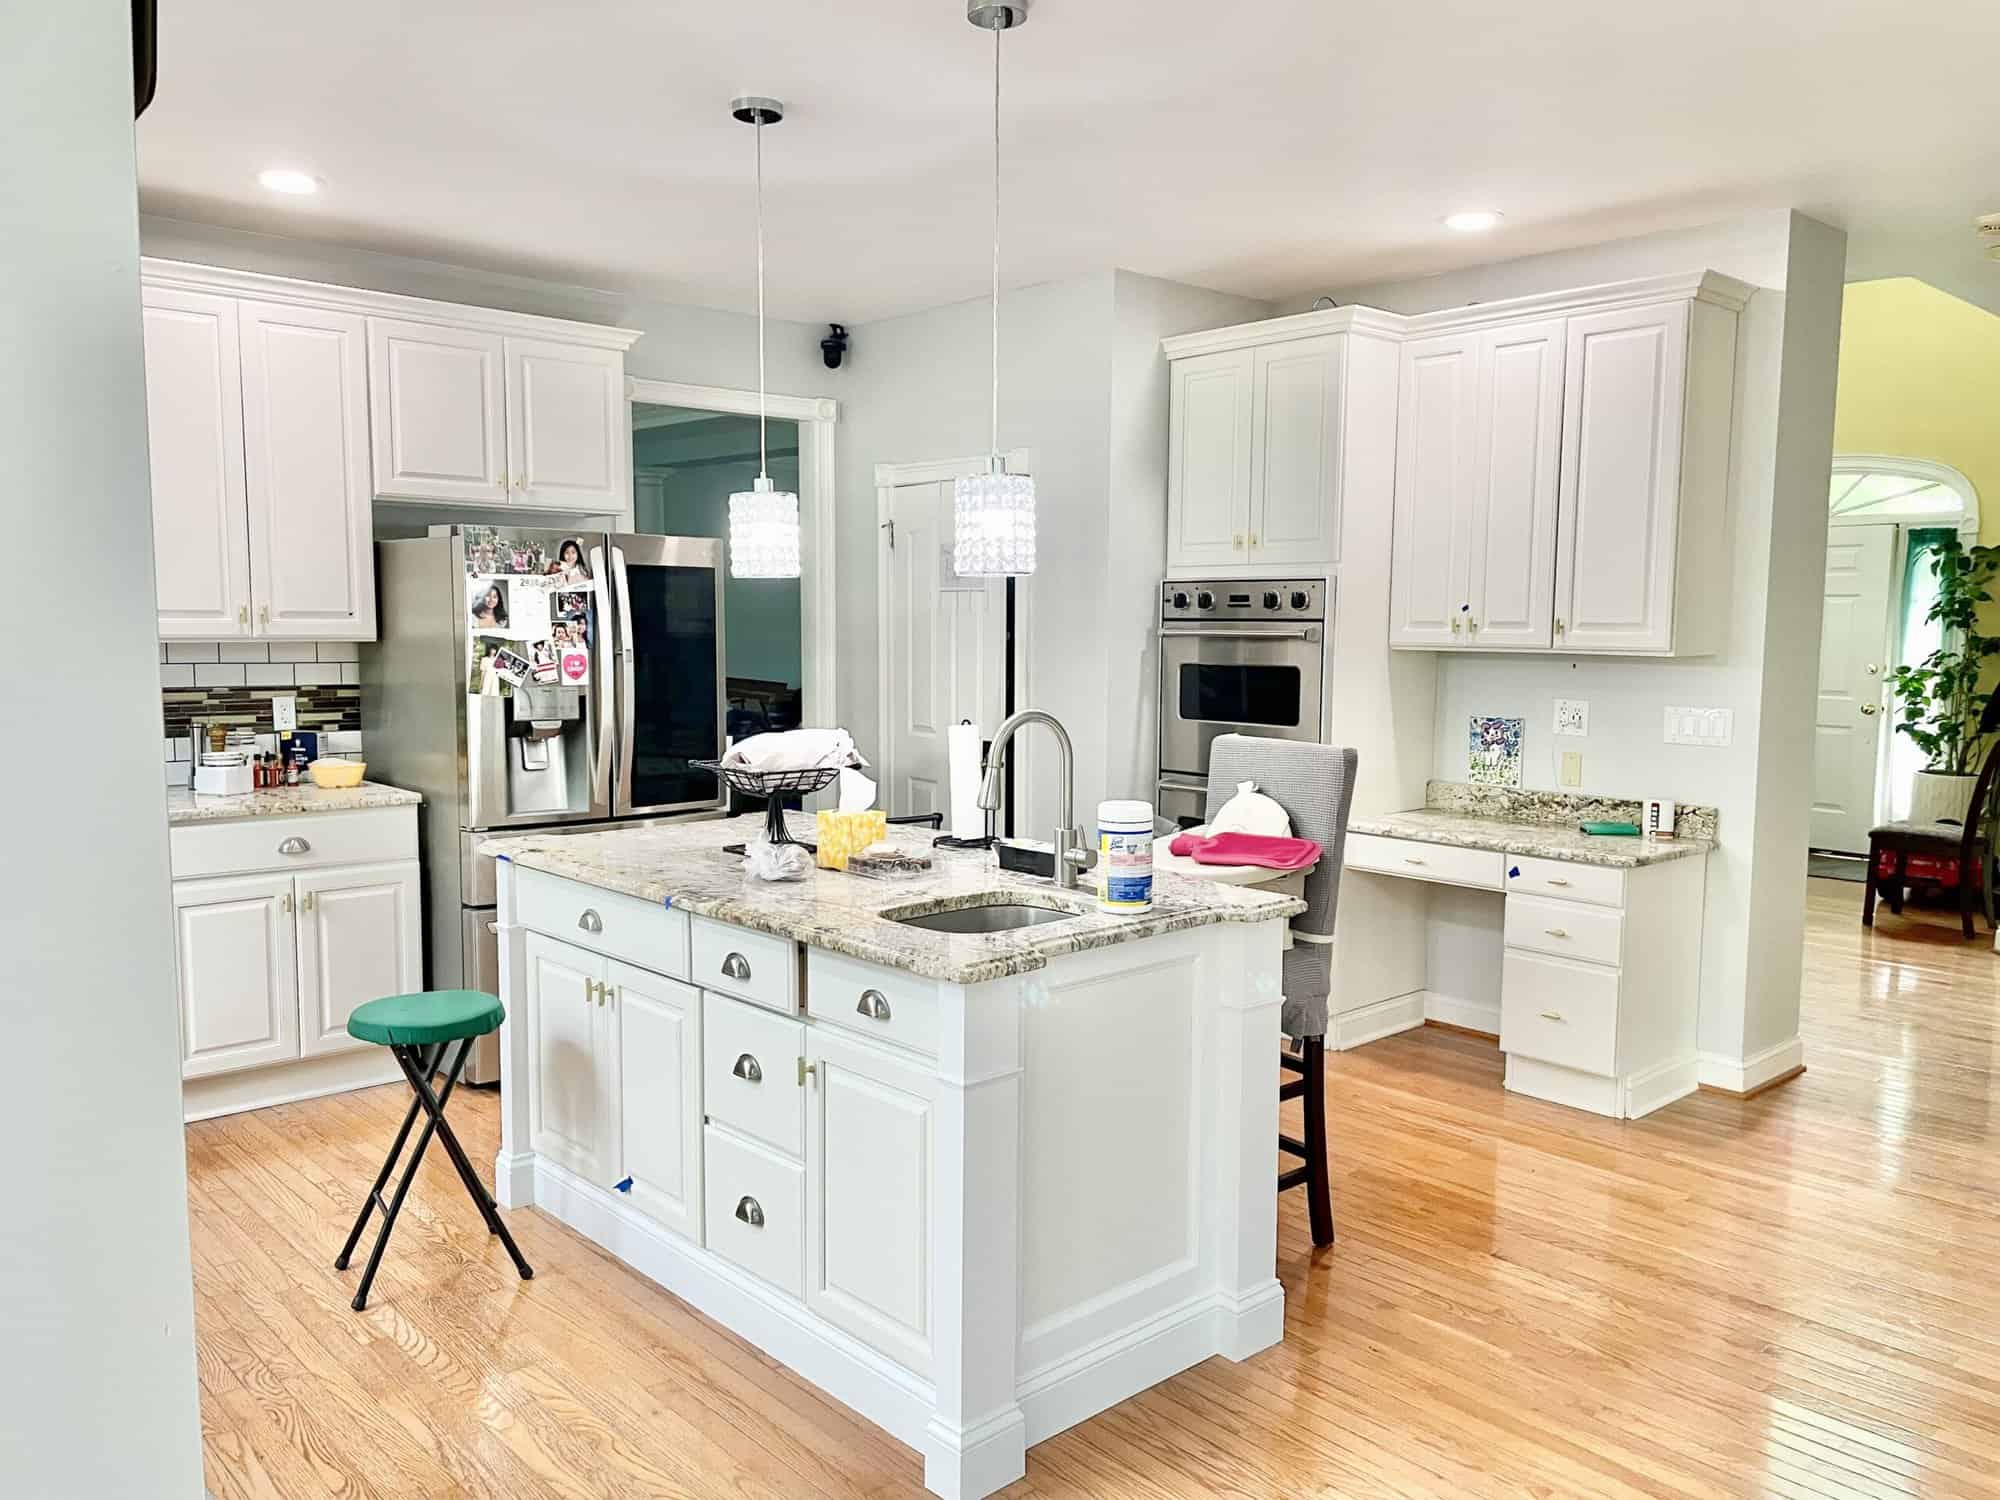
left=1341, top=795, right=1715, bottom=1119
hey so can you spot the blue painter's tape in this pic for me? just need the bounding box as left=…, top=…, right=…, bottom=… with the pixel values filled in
left=1508, top=865, right=1520, bottom=878
left=613, top=1177, right=632, bottom=1194
left=495, top=852, right=510, bottom=862
left=663, top=896, right=673, bottom=909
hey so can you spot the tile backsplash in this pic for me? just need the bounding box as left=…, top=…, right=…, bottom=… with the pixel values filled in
left=161, top=641, right=365, bottom=778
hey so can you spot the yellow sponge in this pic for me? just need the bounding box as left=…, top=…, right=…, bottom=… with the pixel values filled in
left=815, top=810, right=887, bottom=871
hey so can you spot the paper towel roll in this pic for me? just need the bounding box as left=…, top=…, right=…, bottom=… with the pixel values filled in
left=948, top=720, right=984, bottom=840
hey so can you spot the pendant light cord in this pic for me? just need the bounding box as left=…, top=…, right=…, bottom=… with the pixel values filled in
left=756, top=114, right=769, bottom=483
left=990, top=23, right=1001, bottom=464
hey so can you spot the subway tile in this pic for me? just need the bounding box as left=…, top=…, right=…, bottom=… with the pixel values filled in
left=291, top=664, right=345, bottom=687
left=265, top=643, right=319, bottom=662
left=164, top=736, right=187, bottom=763
left=158, top=643, right=167, bottom=663
left=315, top=641, right=359, bottom=662
left=159, top=664, right=195, bottom=689
left=340, top=664, right=362, bottom=685
left=321, top=731, right=362, bottom=755
left=164, top=760, right=188, bottom=786
left=242, top=663, right=297, bottom=687
left=217, top=641, right=269, bottom=663
left=166, top=642, right=220, bottom=663
left=193, top=664, right=246, bottom=688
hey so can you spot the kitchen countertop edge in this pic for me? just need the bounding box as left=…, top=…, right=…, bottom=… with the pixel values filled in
left=1349, top=809, right=1713, bottom=868
left=165, top=782, right=424, bottom=826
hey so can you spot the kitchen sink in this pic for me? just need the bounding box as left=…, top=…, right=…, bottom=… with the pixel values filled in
left=888, top=901, right=1084, bottom=935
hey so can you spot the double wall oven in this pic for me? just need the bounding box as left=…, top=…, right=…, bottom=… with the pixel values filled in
left=1156, top=577, right=1329, bottom=827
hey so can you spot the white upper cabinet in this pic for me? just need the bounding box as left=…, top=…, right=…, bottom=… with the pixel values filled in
left=237, top=301, right=376, bottom=640
left=1166, top=349, right=1253, bottom=568
left=1248, top=336, right=1343, bottom=566
left=1388, top=332, right=1479, bottom=647
left=506, top=337, right=628, bottom=513
left=367, top=318, right=509, bottom=505
left=1465, top=318, right=1565, bottom=649
left=144, top=288, right=252, bottom=640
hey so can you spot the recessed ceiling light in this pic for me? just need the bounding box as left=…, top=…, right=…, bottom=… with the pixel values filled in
left=1444, top=210, right=1502, bottom=233
left=257, top=168, right=320, bottom=195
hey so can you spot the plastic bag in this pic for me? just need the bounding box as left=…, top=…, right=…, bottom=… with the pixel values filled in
left=744, top=839, right=813, bottom=882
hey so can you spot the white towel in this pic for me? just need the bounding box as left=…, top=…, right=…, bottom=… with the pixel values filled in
left=720, top=728, right=869, bottom=773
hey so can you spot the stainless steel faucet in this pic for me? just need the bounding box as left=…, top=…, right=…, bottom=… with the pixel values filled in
left=978, top=709, right=1090, bottom=889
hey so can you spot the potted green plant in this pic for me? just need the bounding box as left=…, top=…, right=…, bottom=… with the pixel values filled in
left=1886, top=534, right=2000, bottom=823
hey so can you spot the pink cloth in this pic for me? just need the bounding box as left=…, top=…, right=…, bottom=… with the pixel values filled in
left=1167, top=830, right=1322, bottom=871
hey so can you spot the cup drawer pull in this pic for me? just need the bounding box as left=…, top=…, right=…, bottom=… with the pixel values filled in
left=577, top=909, right=603, bottom=934
left=731, top=1053, right=762, bottom=1083
left=734, top=1196, right=764, bottom=1227
left=856, top=989, right=892, bottom=1022
left=277, top=836, right=311, bottom=856
left=720, top=952, right=752, bottom=981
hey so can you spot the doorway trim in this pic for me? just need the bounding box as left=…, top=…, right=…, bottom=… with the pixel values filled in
left=1829, top=454, right=1979, bottom=540
left=874, top=450, right=1036, bottom=825
left=628, top=376, right=840, bottom=730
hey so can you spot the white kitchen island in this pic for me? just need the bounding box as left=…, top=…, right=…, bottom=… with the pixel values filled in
left=484, top=814, right=1304, bottom=1500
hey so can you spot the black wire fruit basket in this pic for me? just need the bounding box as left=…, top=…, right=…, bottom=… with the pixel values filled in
left=693, top=760, right=843, bottom=854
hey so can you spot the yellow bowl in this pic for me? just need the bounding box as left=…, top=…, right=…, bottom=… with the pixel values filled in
left=308, top=759, right=367, bottom=789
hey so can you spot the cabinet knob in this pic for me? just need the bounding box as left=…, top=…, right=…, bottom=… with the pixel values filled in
left=734, top=1196, right=764, bottom=1228
left=238, top=605, right=249, bottom=626
left=721, top=952, right=752, bottom=982
left=1539, top=1010, right=1565, bottom=1023
left=302, top=891, right=315, bottom=913
left=856, top=989, right=892, bottom=1022
left=1248, top=533, right=1259, bottom=548
left=577, top=909, right=603, bottom=934
left=259, top=605, right=270, bottom=627
left=1555, top=619, right=1566, bottom=637
left=731, top=1053, right=762, bottom=1083
left=281, top=891, right=294, bottom=914
left=277, top=836, right=311, bottom=856
left=1231, top=533, right=1243, bottom=550
left=1450, top=617, right=1461, bottom=634
left=797, top=1056, right=818, bottom=1087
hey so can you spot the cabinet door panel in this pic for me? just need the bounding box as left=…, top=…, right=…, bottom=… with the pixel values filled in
left=1249, top=337, right=1341, bottom=566
left=525, top=932, right=616, bottom=1183
left=505, top=338, right=626, bottom=513
left=238, top=301, right=376, bottom=640
left=1166, top=350, right=1253, bottom=569
left=1555, top=302, right=1688, bottom=653
left=143, top=288, right=251, bottom=639
left=295, top=862, right=421, bottom=1058
left=805, top=1030, right=936, bottom=1375
left=173, top=874, right=298, bottom=1079
left=614, top=961, right=702, bottom=1242
left=1389, top=334, right=1478, bottom=646
left=1467, top=319, right=1564, bottom=649
left=368, top=318, right=507, bottom=503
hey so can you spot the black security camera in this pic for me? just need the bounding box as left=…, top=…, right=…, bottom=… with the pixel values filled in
left=820, top=323, right=849, bottom=370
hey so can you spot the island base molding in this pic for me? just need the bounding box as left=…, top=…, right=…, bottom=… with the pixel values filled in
left=1329, top=988, right=1502, bottom=1049
left=510, top=1151, right=1281, bottom=1499
left=183, top=1047, right=402, bottom=1123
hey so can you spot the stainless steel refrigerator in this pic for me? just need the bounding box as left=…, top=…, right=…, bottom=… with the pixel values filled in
left=361, top=525, right=726, bottom=1082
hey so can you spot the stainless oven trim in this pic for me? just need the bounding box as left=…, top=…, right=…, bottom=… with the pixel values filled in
left=1155, top=593, right=1330, bottom=783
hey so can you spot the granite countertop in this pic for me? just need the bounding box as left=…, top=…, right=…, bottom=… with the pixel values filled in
left=1349, top=808, right=1712, bottom=868
left=486, top=815, right=1306, bottom=985
left=166, top=781, right=423, bottom=826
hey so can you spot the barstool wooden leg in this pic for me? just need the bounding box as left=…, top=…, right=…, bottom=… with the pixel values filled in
left=1300, top=1036, right=1333, bottom=1247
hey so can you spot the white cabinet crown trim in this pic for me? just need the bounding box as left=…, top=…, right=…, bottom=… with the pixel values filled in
left=141, top=258, right=643, bottom=353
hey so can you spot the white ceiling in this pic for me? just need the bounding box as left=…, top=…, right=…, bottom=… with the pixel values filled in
left=137, top=0, right=2000, bottom=323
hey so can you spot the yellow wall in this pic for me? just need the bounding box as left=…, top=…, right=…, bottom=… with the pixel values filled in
left=1835, top=277, right=2000, bottom=542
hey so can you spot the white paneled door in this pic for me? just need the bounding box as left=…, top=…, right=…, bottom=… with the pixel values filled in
left=294, top=862, right=421, bottom=1058
left=505, top=337, right=627, bottom=513
left=1465, top=319, right=1564, bottom=648
left=525, top=933, right=619, bottom=1185
left=1811, top=526, right=1896, bottom=853
left=1166, top=349, right=1254, bottom=569
left=616, top=961, right=704, bottom=1242
left=1249, top=336, right=1343, bottom=567
left=367, top=318, right=508, bottom=504
left=879, top=469, right=1009, bottom=821
left=173, top=873, right=298, bottom=1079
left=1388, top=333, right=1478, bottom=646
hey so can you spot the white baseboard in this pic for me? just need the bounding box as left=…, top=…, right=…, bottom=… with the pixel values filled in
left=1421, top=990, right=1500, bottom=1037
left=924, top=1409, right=1026, bottom=1500
left=493, top=1149, right=537, bottom=1210
left=1697, top=1037, right=1805, bottom=1094
left=1503, top=1055, right=1621, bottom=1117
left=1622, top=1055, right=1700, bottom=1118
left=1329, top=990, right=1426, bottom=1050
left=183, top=1048, right=403, bottom=1123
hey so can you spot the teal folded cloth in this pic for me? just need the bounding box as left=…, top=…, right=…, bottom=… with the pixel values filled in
left=1578, top=820, right=1642, bottom=837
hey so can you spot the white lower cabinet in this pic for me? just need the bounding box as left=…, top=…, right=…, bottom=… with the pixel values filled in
left=805, top=1028, right=938, bottom=1376
left=295, top=862, right=421, bottom=1057
left=173, top=873, right=300, bottom=1079
left=616, top=960, right=703, bottom=1242
left=525, top=932, right=621, bottom=1186
left=703, top=1125, right=806, bottom=1298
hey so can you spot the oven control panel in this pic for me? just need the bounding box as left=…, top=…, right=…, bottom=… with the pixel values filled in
left=1162, top=578, right=1323, bottom=622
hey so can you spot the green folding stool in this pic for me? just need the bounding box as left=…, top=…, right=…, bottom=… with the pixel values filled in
left=333, top=989, right=533, bottom=1310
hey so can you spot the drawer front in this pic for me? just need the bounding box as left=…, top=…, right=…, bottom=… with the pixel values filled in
left=703, top=993, right=805, bottom=1158
left=703, top=1126, right=805, bottom=1299
left=1504, top=891, right=1624, bottom=966
left=514, top=866, right=690, bottom=981
left=170, top=808, right=416, bottom=879
left=806, top=950, right=939, bottom=1057
left=692, top=917, right=798, bottom=1015
left=1506, top=856, right=1625, bottom=908
left=1346, top=832, right=1505, bottom=889
left=1501, top=949, right=1619, bottom=1076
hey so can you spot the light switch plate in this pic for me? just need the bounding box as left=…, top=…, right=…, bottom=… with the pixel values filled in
left=1663, top=705, right=1733, bottom=746
left=1559, top=750, right=1583, bottom=787
left=1553, top=699, right=1589, bottom=737
left=272, top=694, right=298, bottom=733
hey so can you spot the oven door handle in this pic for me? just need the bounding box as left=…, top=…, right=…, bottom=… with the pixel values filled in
left=1159, top=625, right=1319, bottom=641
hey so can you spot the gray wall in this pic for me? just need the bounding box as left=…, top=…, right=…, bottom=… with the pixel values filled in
left=4, top=4, right=205, bottom=1493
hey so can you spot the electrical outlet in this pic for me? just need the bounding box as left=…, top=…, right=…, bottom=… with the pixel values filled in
left=1663, top=705, right=1733, bottom=746
left=272, top=694, right=298, bottom=733
left=1553, top=699, right=1589, bottom=737
left=1559, top=750, right=1583, bottom=787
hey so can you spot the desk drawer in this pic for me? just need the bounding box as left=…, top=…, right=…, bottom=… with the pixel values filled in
left=1501, top=950, right=1619, bottom=1076
left=170, top=808, right=415, bottom=879
left=692, top=917, right=799, bottom=1015
left=1346, top=833, right=1504, bottom=890
left=515, top=867, right=690, bottom=980
left=703, top=1126, right=804, bottom=1299
left=1506, top=856, right=1625, bottom=908
left=1505, top=892, right=1624, bottom=966
left=806, top=950, right=939, bottom=1057
left=703, top=993, right=804, bottom=1158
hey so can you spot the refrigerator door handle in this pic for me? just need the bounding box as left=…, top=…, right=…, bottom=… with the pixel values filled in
left=611, top=543, right=638, bottom=814
left=588, top=544, right=616, bottom=815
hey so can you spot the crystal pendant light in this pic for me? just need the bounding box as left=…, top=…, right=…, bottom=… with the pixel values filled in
left=727, top=95, right=801, bottom=580
left=954, top=1, right=1036, bottom=577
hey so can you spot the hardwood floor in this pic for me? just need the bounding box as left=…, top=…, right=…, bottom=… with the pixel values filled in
left=188, top=877, right=2000, bottom=1498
